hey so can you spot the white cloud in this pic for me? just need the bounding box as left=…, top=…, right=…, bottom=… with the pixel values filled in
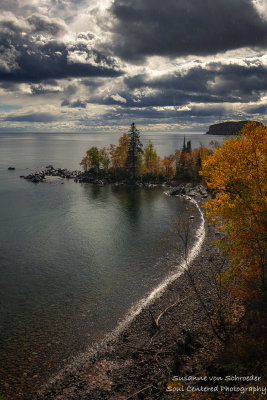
left=111, top=93, right=127, bottom=103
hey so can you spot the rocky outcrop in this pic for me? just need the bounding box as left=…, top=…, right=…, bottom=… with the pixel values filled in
left=22, top=166, right=82, bottom=183
left=166, top=182, right=209, bottom=201
left=206, top=120, right=259, bottom=135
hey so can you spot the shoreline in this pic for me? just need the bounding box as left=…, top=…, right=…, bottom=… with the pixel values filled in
left=35, top=189, right=225, bottom=400
left=19, top=165, right=206, bottom=190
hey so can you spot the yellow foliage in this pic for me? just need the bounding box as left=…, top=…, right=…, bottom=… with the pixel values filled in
left=200, top=122, right=267, bottom=299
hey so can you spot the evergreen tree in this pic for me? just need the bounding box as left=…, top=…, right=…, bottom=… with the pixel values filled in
left=126, top=122, right=143, bottom=179
left=186, top=140, right=192, bottom=153
left=182, top=136, right=187, bottom=153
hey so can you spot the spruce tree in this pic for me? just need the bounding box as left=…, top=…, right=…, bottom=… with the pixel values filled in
left=182, top=136, right=187, bottom=153
left=186, top=140, right=192, bottom=153
left=126, top=122, right=143, bottom=179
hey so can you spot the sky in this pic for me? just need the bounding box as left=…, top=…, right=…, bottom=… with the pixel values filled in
left=0, top=0, right=267, bottom=133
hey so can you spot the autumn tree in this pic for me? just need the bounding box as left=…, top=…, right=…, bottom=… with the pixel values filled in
left=200, top=121, right=267, bottom=300
left=80, top=146, right=100, bottom=173
left=162, top=154, right=175, bottom=179
left=126, top=122, right=143, bottom=179
left=109, top=133, right=129, bottom=178
left=144, top=141, right=161, bottom=174
left=99, top=147, right=110, bottom=172
left=80, top=146, right=110, bottom=175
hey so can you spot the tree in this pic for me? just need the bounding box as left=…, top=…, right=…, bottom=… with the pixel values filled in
left=86, top=146, right=101, bottom=174
left=99, top=147, right=110, bottom=172
left=80, top=146, right=100, bottom=173
left=186, top=140, right=192, bottom=154
left=109, top=133, right=129, bottom=178
left=200, top=121, right=267, bottom=300
left=162, top=154, right=175, bottom=179
left=144, top=141, right=160, bottom=173
left=126, top=122, right=143, bottom=179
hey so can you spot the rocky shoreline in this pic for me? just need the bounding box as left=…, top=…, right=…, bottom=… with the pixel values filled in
left=18, top=165, right=210, bottom=201
left=31, top=188, right=225, bottom=400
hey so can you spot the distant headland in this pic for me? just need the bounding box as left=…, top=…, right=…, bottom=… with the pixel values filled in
left=206, top=120, right=260, bottom=135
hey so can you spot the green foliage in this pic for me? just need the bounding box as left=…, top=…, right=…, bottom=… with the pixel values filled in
left=80, top=124, right=213, bottom=182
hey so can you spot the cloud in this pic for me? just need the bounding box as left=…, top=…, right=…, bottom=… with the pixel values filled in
left=4, top=112, right=60, bottom=122
left=27, top=14, right=67, bottom=35
left=0, top=0, right=266, bottom=132
left=111, top=93, right=127, bottom=103
left=103, top=0, right=267, bottom=61
left=61, top=99, right=87, bottom=108
left=0, top=0, right=92, bottom=21
left=123, top=62, right=267, bottom=105
left=0, top=12, right=122, bottom=83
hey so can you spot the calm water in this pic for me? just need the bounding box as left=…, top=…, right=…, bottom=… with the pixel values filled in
left=0, top=132, right=226, bottom=398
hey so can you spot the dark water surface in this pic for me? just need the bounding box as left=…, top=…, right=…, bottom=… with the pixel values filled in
left=0, top=132, right=225, bottom=398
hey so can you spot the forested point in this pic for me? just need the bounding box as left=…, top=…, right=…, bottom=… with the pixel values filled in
left=80, top=122, right=213, bottom=183
left=206, top=120, right=260, bottom=135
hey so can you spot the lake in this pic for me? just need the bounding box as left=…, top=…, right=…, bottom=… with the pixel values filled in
left=0, top=131, right=226, bottom=398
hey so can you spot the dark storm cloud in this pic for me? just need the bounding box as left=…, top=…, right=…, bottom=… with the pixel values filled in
left=106, top=0, right=267, bottom=60
left=4, top=112, right=60, bottom=122
left=84, top=104, right=231, bottom=127
left=124, top=63, right=267, bottom=105
left=61, top=99, right=87, bottom=108
left=59, top=60, right=266, bottom=114
left=245, top=104, right=267, bottom=114
left=0, top=15, right=122, bottom=83
left=99, top=90, right=232, bottom=108
left=30, top=87, right=61, bottom=95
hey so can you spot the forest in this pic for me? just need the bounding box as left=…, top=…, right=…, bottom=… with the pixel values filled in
left=80, top=122, right=213, bottom=182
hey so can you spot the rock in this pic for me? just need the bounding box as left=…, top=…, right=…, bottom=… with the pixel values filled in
left=188, top=191, right=197, bottom=197
left=8, top=167, right=15, bottom=170
left=32, top=177, right=40, bottom=183
left=46, top=165, right=54, bottom=169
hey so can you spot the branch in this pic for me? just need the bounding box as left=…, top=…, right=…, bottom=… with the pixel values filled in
left=155, top=296, right=191, bottom=327
left=125, top=385, right=153, bottom=400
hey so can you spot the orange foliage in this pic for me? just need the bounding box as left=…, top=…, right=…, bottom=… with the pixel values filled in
left=201, top=122, right=267, bottom=299
left=162, top=154, right=175, bottom=178
left=109, top=133, right=129, bottom=174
